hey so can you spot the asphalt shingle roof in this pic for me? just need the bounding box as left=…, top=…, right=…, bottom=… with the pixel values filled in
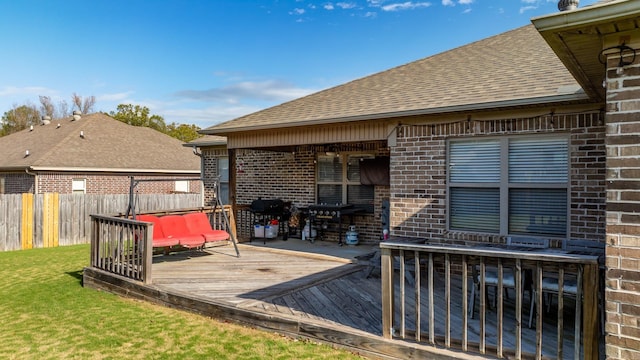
left=204, top=25, right=586, bottom=134
left=0, top=112, right=200, bottom=172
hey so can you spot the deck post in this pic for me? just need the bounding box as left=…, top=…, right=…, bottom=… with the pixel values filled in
left=381, top=247, right=394, bottom=339
left=142, top=223, right=153, bottom=284
left=582, top=263, right=598, bottom=360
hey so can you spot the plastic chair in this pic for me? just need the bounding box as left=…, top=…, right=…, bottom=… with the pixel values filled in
left=528, top=239, right=604, bottom=329
left=470, top=237, right=548, bottom=318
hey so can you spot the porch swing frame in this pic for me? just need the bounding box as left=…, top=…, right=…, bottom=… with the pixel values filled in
left=124, top=175, right=240, bottom=257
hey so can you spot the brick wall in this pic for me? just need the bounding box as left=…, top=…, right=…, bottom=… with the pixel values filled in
left=604, top=56, right=640, bottom=360
left=205, top=143, right=390, bottom=244
left=235, top=148, right=315, bottom=207
left=391, top=111, right=606, bottom=246
left=10, top=172, right=200, bottom=194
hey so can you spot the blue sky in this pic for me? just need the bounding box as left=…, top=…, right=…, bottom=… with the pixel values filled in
left=0, top=0, right=599, bottom=129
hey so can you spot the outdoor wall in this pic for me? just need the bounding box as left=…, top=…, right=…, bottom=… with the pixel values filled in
left=234, top=148, right=315, bottom=207
left=390, top=110, right=607, bottom=246
left=227, top=143, right=390, bottom=244
left=0, top=172, right=35, bottom=193
left=604, top=54, right=640, bottom=360
left=35, top=172, right=200, bottom=195
left=201, top=147, right=226, bottom=207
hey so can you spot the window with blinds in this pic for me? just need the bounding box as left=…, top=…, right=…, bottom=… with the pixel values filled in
left=217, top=157, right=229, bottom=204
left=448, top=136, right=568, bottom=237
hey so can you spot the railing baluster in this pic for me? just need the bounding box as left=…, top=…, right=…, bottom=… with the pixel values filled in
left=462, top=255, right=468, bottom=352
left=445, top=253, right=451, bottom=348
left=480, top=259, right=486, bottom=354
left=428, top=252, right=434, bottom=345
left=575, top=265, right=583, bottom=360
left=381, top=247, right=393, bottom=339
left=143, top=222, right=152, bottom=284
left=415, top=251, right=421, bottom=343
left=557, top=266, right=565, bottom=359
left=515, top=259, right=522, bottom=360
left=497, top=259, right=504, bottom=358
left=399, top=250, right=406, bottom=339
left=536, top=262, right=542, bottom=360
left=583, top=262, right=599, bottom=360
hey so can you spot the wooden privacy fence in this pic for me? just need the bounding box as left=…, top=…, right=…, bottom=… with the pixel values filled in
left=380, top=242, right=600, bottom=360
left=0, top=193, right=202, bottom=252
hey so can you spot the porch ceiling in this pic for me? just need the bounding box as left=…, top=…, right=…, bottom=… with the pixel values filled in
left=532, top=0, right=640, bottom=102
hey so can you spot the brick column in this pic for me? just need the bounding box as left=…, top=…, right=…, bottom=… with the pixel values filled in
left=604, top=49, right=640, bottom=359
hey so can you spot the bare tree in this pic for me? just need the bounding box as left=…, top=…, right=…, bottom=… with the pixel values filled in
left=39, top=96, right=55, bottom=118
left=57, top=100, right=70, bottom=118
left=72, top=93, right=96, bottom=114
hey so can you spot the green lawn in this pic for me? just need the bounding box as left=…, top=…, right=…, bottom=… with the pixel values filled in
left=0, top=245, right=363, bottom=360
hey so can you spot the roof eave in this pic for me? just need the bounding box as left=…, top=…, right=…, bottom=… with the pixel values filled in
left=27, top=167, right=201, bottom=174
left=531, top=1, right=640, bottom=102
left=201, top=92, right=590, bottom=135
left=183, top=140, right=227, bottom=147
left=531, top=1, right=640, bottom=32
left=0, top=166, right=30, bottom=172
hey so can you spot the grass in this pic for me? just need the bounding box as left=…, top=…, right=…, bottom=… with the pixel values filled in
left=0, top=245, right=364, bottom=360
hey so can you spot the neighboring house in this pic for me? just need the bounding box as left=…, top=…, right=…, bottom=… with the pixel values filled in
left=0, top=112, right=201, bottom=194
left=199, top=1, right=639, bottom=357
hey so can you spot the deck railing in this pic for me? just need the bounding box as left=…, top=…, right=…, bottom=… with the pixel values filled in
left=90, top=214, right=153, bottom=283
left=380, top=242, right=600, bottom=360
left=89, top=206, right=235, bottom=284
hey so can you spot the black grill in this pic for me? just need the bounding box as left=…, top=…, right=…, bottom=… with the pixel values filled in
left=250, top=198, right=285, bottom=216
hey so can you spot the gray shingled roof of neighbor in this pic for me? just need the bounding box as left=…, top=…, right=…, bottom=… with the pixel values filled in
left=0, top=112, right=200, bottom=172
left=202, top=24, right=589, bottom=134
left=185, top=135, right=227, bottom=147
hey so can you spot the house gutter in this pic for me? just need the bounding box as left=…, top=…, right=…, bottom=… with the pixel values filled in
left=25, top=167, right=38, bottom=194
left=531, top=1, right=640, bottom=31
left=182, top=140, right=227, bottom=147
left=28, top=166, right=200, bottom=174
left=201, top=92, right=590, bottom=135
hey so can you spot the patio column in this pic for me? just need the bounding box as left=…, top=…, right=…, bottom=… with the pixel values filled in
left=603, top=39, right=640, bottom=360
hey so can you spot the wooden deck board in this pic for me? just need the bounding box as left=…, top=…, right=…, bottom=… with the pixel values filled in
left=130, top=243, right=588, bottom=359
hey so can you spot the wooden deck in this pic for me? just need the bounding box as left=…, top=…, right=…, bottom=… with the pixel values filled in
left=84, top=240, right=597, bottom=359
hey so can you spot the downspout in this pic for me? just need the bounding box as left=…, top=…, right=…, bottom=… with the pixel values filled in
left=192, top=147, right=204, bottom=207
left=200, top=151, right=205, bottom=207
left=25, top=167, right=38, bottom=194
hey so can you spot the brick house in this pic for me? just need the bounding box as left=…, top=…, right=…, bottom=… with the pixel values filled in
left=0, top=112, right=201, bottom=194
left=199, top=1, right=639, bottom=357
left=200, top=22, right=603, bottom=245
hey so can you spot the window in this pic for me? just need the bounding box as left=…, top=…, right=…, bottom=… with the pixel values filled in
left=218, top=157, right=229, bottom=204
left=0, top=177, right=4, bottom=194
left=448, top=136, right=568, bottom=237
left=175, top=180, right=189, bottom=193
left=317, top=154, right=374, bottom=212
left=71, top=178, right=86, bottom=194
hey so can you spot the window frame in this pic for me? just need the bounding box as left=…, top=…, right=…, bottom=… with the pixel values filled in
left=71, top=178, right=86, bottom=194
left=174, top=180, right=189, bottom=193
left=217, top=156, right=229, bottom=205
left=446, top=134, right=570, bottom=237
left=316, top=152, right=375, bottom=212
